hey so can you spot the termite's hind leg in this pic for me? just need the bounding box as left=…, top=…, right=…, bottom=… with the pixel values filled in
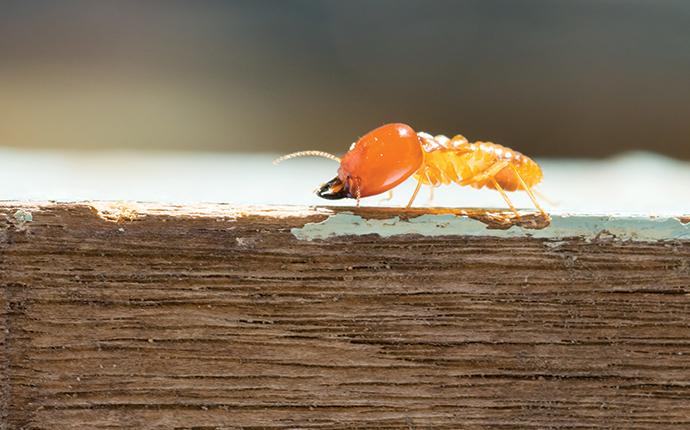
left=427, top=186, right=435, bottom=205
left=490, top=178, right=521, bottom=219
left=534, top=189, right=559, bottom=207
left=406, top=180, right=422, bottom=208
left=509, top=164, right=548, bottom=218
left=460, top=160, right=514, bottom=213
left=459, top=160, right=510, bottom=186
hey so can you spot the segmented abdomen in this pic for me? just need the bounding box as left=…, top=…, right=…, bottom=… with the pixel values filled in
left=413, top=133, right=542, bottom=192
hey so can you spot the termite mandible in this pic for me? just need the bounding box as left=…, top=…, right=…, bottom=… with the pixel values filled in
left=274, top=123, right=547, bottom=219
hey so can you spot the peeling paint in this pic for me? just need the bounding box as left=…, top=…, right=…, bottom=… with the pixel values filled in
left=13, top=209, right=33, bottom=224
left=292, top=212, right=690, bottom=242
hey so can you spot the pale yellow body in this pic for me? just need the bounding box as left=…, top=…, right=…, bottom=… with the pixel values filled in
left=413, top=133, right=543, bottom=192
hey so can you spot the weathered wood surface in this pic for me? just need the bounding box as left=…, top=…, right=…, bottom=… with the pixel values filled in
left=2, top=203, right=690, bottom=429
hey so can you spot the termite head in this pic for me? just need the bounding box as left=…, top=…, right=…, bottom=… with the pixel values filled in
left=275, top=123, right=424, bottom=201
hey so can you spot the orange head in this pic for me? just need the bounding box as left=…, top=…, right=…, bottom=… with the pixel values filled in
left=315, top=123, right=424, bottom=200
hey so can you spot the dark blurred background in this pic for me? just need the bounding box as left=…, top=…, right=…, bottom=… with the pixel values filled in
left=1, top=0, right=689, bottom=158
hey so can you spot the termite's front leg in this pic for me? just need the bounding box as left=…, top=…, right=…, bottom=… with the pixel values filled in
left=406, top=181, right=422, bottom=208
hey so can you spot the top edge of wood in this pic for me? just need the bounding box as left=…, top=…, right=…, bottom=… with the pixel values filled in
left=1, top=201, right=688, bottom=242
left=0, top=201, right=687, bottom=219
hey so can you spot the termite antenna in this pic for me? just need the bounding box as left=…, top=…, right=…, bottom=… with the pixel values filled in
left=272, top=151, right=341, bottom=165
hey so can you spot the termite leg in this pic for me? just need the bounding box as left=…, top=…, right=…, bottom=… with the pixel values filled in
left=425, top=172, right=435, bottom=205
left=406, top=180, right=422, bottom=208
left=380, top=190, right=394, bottom=202
left=490, top=178, right=521, bottom=218
left=459, top=160, right=510, bottom=186
left=534, top=189, right=559, bottom=207
left=349, top=176, right=362, bottom=208
left=427, top=187, right=435, bottom=205
left=460, top=160, right=518, bottom=217
left=509, top=164, right=548, bottom=217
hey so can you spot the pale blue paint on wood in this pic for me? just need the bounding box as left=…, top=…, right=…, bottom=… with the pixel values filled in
left=292, top=213, right=690, bottom=242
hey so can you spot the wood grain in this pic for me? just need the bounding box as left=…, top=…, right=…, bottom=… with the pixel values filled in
left=2, top=203, right=690, bottom=429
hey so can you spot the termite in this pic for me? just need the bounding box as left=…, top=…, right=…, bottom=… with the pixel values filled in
left=274, top=123, right=547, bottom=219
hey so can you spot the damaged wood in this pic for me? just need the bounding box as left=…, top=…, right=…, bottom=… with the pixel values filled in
left=1, top=202, right=690, bottom=429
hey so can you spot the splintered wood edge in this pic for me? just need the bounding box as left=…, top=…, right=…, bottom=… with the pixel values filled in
left=1, top=201, right=689, bottom=242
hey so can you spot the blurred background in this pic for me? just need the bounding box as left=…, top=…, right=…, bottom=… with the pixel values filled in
left=1, top=0, right=689, bottom=212
left=1, top=0, right=689, bottom=158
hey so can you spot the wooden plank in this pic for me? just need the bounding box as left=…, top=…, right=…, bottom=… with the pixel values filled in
left=2, top=202, right=690, bottom=429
